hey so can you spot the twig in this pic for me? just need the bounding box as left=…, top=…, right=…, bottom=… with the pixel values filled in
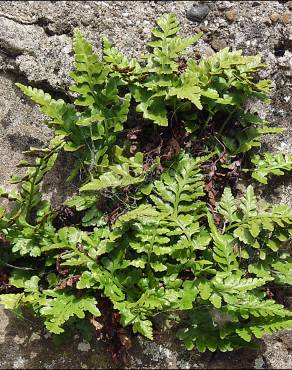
left=5, top=263, right=35, bottom=271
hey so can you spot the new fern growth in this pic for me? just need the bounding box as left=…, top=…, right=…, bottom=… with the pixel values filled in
left=0, top=13, right=291, bottom=357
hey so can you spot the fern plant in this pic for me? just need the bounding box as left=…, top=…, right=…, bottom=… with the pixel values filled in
left=251, top=152, right=292, bottom=184
left=0, top=13, right=291, bottom=358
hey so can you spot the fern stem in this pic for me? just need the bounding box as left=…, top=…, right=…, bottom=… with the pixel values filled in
left=218, top=108, right=237, bottom=135
left=203, top=110, right=213, bottom=129
left=24, top=165, right=41, bottom=223
left=5, top=263, right=35, bottom=271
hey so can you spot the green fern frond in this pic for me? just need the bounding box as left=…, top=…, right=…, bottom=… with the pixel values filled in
left=102, top=36, right=130, bottom=68
left=114, top=205, right=159, bottom=228
left=151, top=153, right=207, bottom=217
left=239, top=185, right=257, bottom=218
left=40, top=290, right=100, bottom=334
left=16, top=84, right=77, bottom=128
left=217, top=185, right=292, bottom=252
left=272, top=260, right=292, bottom=285
left=177, top=309, right=245, bottom=352
left=147, top=153, right=211, bottom=259
left=152, top=13, right=180, bottom=39
left=251, top=152, right=292, bottom=184
left=227, top=292, right=291, bottom=319
left=213, top=274, right=271, bottom=295
left=236, top=316, right=292, bottom=341
left=70, top=29, right=110, bottom=106
left=217, top=187, right=239, bottom=223
left=80, top=151, right=147, bottom=192
left=207, top=212, right=238, bottom=272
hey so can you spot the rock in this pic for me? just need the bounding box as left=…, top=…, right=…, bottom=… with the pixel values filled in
left=211, top=37, right=227, bottom=51
left=263, top=17, right=272, bottom=26
left=194, top=50, right=201, bottom=59
left=216, top=1, right=234, bottom=10
left=287, top=1, right=292, bottom=10
left=277, top=50, right=292, bottom=70
left=270, top=12, right=280, bottom=23
left=254, top=356, right=265, bottom=369
left=186, top=4, right=210, bottom=22
left=199, top=25, right=208, bottom=32
left=262, top=331, right=292, bottom=369
left=203, top=45, right=215, bottom=57
left=285, top=296, right=292, bottom=310
left=77, top=341, right=91, bottom=352
left=252, top=1, right=261, bottom=6
left=0, top=17, right=45, bottom=55
left=281, top=12, right=292, bottom=24
left=225, top=8, right=238, bottom=22
left=0, top=307, right=112, bottom=368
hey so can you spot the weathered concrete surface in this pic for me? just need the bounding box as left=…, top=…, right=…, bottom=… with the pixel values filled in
left=0, top=1, right=291, bottom=368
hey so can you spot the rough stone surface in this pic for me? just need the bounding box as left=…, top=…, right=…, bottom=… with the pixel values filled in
left=0, top=1, right=291, bottom=368
left=186, top=4, right=210, bottom=22
left=225, top=8, right=238, bottom=22
left=270, top=12, right=280, bottom=23
left=210, top=37, right=228, bottom=51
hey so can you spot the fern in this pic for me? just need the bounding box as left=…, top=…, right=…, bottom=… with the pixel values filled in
left=80, top=150, right=148, bottom=192
left=0, top=279, right=100, bottom=335
left=272, top=260, right=292, bottom=285
left=130, top=14, right=203, bottom=126
left=15, top=84, right=75, bottom=125
left=40, top=290, right=100, bottom=334
left=218, top=186, right=292, bottom=252
left=177, top=309, right=246, bottom=352
left=1, top=13, right=291, bottom=357
left=207, top=212, right=238, bottom=272
left=0, top=136, right=63, bottom=257
left=225, top=292, right=291, bottom=319
left=236, top=316, right=292, bottom=341
left=147, top=13, right=202, bottom=74
left=146, top=153, right=211, bottom=261
left=251, top=152, right=292, bottom=184
left=70, top=29, right=110, bottom=106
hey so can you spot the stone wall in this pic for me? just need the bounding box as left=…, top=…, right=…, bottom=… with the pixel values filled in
left=0, top=1, right=291, bottom=368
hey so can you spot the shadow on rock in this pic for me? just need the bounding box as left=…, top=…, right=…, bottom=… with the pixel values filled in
left=41, top=150, right=80, bottom=209
left=0, top=307, right=113, bottom=369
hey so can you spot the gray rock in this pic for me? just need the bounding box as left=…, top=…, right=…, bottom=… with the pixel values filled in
left=0, top=17, right=44, bottom=55
left=211, top=37, right=228, bottom=51
left=186, top=4, right=210, bottom=22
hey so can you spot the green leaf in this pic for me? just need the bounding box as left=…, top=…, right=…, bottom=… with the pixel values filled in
left=168, top=76, right=202, bottom=110
left=114, top=205, right=159, bottom=227
left=136, top=97, right=168, bottom=126
left=251, top=152, right=292, bottom=184
left=210, top=292, right=222, bottom=308
left=0, top=294, right=24, bottom=309
left=198, top=281, right=212, bottom=300
left=71, top=29, right=110, bottom=106
left=132, top=319, right=153, bottom=340
left=16, top=84, right=76, bottom=127
left=40, top=291, right=100, bottom=334
left=80, top=152, right=147, bottom=191
left=207, top=212, right=238, bottom=272
left=217, top=187, right=239, bottom=223
left=151, top=262, right=167, bottom=272
left=240, top=185, right=257, bottom=218
left=236, top=327, right=252, bottom=342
